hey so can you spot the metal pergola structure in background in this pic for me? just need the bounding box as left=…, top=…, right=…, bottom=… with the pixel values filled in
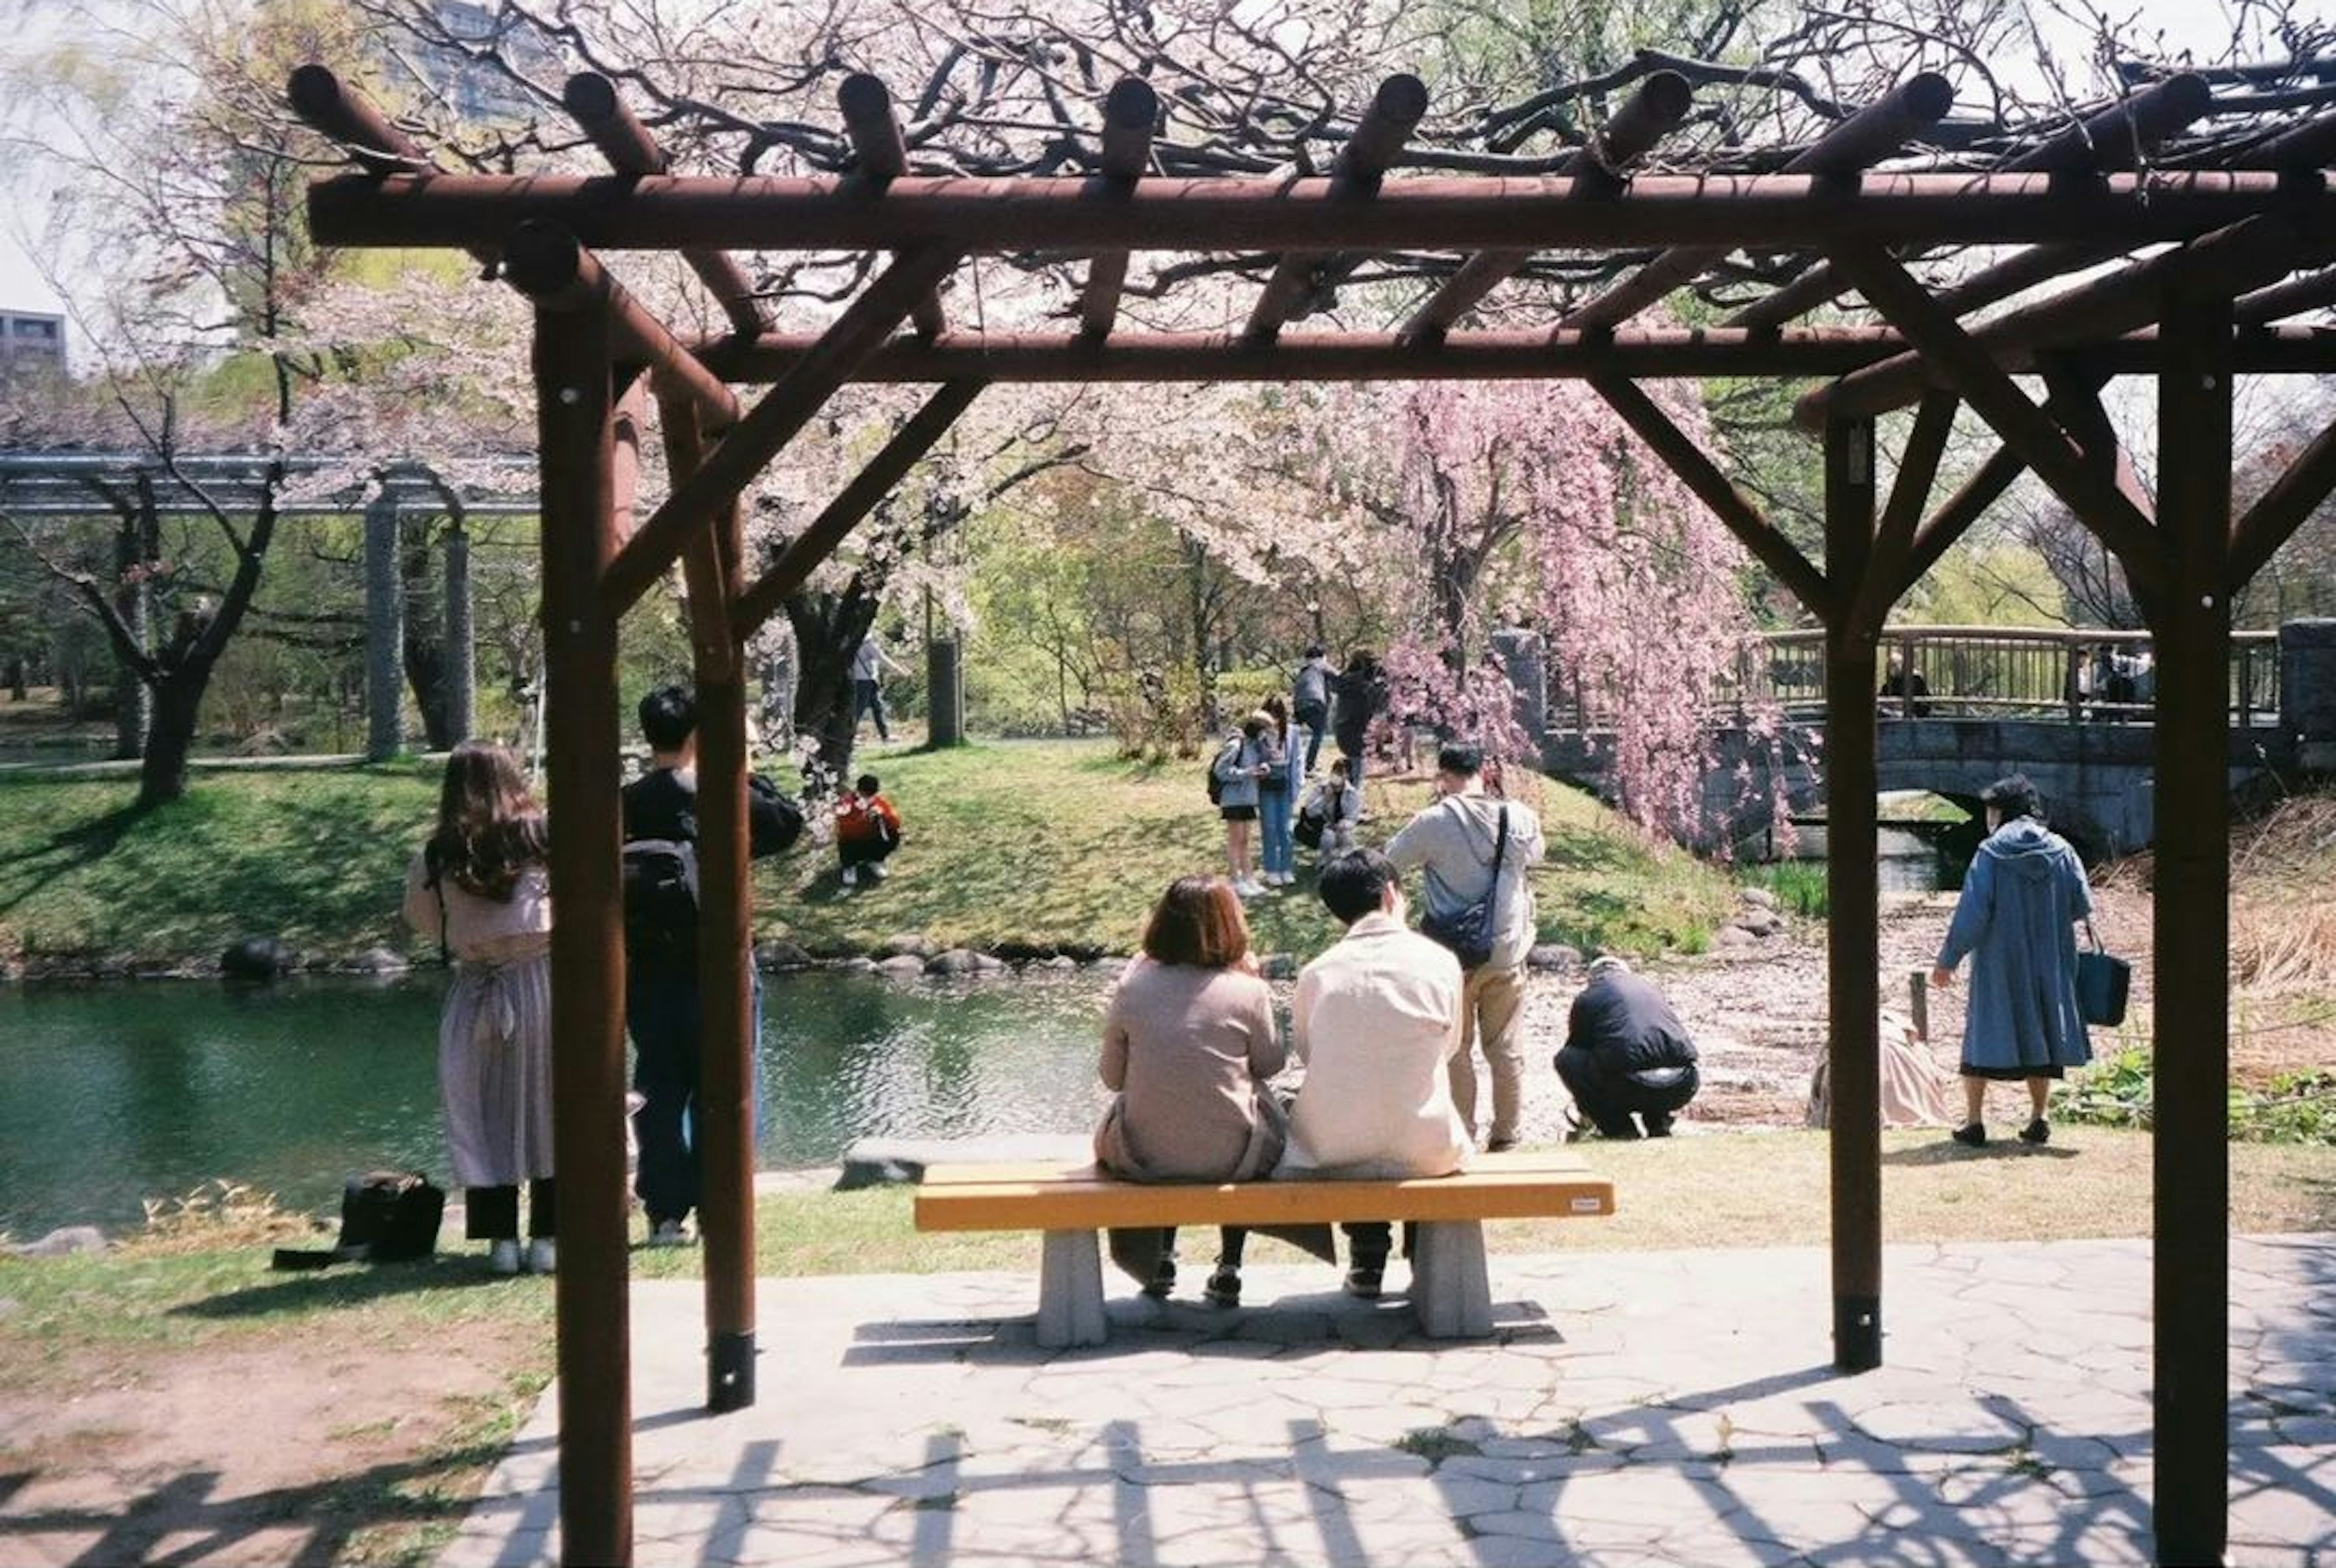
left=288, top=55, right=2336, bottom=1568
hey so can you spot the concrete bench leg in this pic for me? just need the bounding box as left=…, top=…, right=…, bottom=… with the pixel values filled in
left=1036, top=1229, right=1108, bottom=1349
left=1410, top=1220, right=1493, bottom=1338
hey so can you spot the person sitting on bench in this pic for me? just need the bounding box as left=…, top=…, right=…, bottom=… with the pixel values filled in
left=1554, top=956, right=1702, bottom=1140
left=1276, top=848, right=1471, bottom=1299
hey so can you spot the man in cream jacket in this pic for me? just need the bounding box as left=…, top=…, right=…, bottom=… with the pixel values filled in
left=1278, top=848, right=1472, bottom=1297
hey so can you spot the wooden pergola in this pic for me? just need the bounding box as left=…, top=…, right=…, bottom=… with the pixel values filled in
left=290, top=56, right=2336, bottom=1568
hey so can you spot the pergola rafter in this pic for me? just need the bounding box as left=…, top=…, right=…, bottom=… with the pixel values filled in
left=287, top=47, right=2336, bottom=1568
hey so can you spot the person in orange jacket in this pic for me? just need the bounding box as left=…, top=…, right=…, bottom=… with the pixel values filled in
left=836, top=772, right=903, bottom=889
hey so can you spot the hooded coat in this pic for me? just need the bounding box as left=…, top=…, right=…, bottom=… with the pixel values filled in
left=1936, top=817, right=2095, bottom=1076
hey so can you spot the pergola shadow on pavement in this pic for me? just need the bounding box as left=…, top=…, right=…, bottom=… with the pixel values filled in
left=429, top=1237, right=2336, bottom=1567
left=283, top=45, right=2336, bottom=1567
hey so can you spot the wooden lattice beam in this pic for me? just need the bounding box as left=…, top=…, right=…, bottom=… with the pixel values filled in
left=838, top=74, right=949, bottom=340
left=1077, top=78, right=1159, bottom=342
left=598, top=243, right=961, bottom=617
left=2228, top=412, right=2336, bottom=595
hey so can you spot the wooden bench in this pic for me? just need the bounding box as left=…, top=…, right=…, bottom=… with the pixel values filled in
left=915, top=1150, right=1615, bottom=1347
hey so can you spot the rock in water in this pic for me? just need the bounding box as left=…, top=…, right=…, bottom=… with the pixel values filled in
left=221, top=936, right=298, bottom=983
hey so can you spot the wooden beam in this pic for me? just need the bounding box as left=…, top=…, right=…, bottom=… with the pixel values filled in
left=1801, top=212, right=2334, bottom=426
left=2148, top=284, right=2234, bottom=1568
left=1399, top=71, right=1690, bottom=346
left=1727, top=72, right=2211, bottom=333
left=838, top=74, right=948, bottom=339
left=1893, top=367, right=2114, bottom=597
left=1848, top=390, right=1956, bottom=635
left=1821, top=414, right=1883, bottom=1375
left=304, top=168, right=2336, bottom=257
left=732, top=380, right=987, bottom=636
left=503, top=222, right=739, bottom=430
left=1242, top=74, right=1427, bottom=345
left=534, top=296, right=634, bottom=1568
left=598, top=243, right=961, bottom=617
left=1826, top=243, right=2169, bottom=606
left=1565, top=72, right=1953, bottom=331
left=1077, top=78, right=1159, bottom=341
left=1589, top=373, right=1833, bottom=619
left=2236, top=264, right=2336, bottom=325
left=695, top=323, right=2336, bottom=384
left=2229, top=412, right=2336, bottom=594
left=563, top=73, right=766, bottom=338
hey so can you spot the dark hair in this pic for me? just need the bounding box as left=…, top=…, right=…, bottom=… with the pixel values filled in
left=1318, top=850, right=1396, bottom=924
left=1329, top=757, right=1349, bottom=778
left=425, top=741, right=549, bottom=901
left=1241, top=711, right=1271, bottom=738
left=639, top=685, right=697, bottom=752
left=1981, top=774, right=2043, bottom=824
left=1437, top=742, right=1484, bottom=777
left=1305, top=643, right=1325, bottom=659
left=1262, top=694, right=1290, bottom=733
left=1141, top=876, right=1251, bottom=968
left=855, top=773, right=880, bottom=796
left=1345, top=648, right=1374, bottom=673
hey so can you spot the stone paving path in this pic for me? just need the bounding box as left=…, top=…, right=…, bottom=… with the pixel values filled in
left=441, top=1235, right=2335, bottom=1567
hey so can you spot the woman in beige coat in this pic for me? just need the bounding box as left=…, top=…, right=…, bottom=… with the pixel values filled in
left=1094, top=876, right=1285, bottom=1305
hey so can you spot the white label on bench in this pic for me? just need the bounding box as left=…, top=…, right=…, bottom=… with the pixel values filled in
left=1571, top=1196, right=1605, bottom=1213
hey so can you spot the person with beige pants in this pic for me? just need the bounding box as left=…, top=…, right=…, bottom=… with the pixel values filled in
left=1385, top=744, right=1546, bottom=1151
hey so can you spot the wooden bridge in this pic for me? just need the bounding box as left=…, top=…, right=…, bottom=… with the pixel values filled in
left=1542, top=624, right=2304, bottom=855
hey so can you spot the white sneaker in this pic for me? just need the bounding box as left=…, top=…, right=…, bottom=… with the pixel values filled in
left=866, top=863, right=887, bottom=881
left=526, top=1238, right=557, bottom=1275
left=647, top=1219, right=693, bottom=1249
left=1233, top=877, right=1260, bottom=897
left=840, top=866, right=859, bottom=887
left=488, top=1238, right=523, bottom=1275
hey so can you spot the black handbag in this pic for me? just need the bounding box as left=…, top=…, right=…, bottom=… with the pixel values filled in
left=1418, top=803, right=1510, bottom=970
left=273, top=1171, right=445, bottom=1270
left=2075, top=920, right=2130, bottom=1029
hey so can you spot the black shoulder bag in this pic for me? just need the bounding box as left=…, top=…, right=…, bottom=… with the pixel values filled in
left=1419, top=803, right=1510, bottom=970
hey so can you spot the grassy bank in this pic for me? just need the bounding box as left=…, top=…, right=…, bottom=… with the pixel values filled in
left=0, top=741, right=1736, bottom=967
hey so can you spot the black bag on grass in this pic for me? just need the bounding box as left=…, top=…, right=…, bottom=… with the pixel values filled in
left=272, top=1171, right=445, bottom=1271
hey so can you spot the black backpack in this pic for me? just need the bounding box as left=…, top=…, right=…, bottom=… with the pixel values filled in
left=622, top=837, right=700, bottom=959
left=749, top=774, right=806, bottom=856
left=1204, top=740, right=1236, bottom=805
left=272, top=1170, right=445, bottom=1270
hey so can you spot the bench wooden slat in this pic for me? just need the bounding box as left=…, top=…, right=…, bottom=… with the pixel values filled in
left=916, top=1149, right=1599, bottom=1188
left=915, top=1166, right=1615, bottom=1232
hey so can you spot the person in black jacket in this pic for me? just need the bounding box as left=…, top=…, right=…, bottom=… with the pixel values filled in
left=1554, top=956, right=1701, bottom=1139
left=1329, top=650, right=1385, bottom=795
left=623, top=685, right=800, bottom=1247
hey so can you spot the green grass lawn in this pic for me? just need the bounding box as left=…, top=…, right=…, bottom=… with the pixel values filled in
left=0, top=741, right=1738, bottom=965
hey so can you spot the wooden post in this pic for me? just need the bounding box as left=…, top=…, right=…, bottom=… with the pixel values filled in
left=1824, top=415, right=1885, bottom=1372
left=2150, top=288, right=2233, bottom=1567
left=535, top=302, right=633, bottom=1567
left=659, top=391, right=760, bottom=1413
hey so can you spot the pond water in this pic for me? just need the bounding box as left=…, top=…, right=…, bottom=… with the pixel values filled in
left=0, top=971, right=1116, bottom=1238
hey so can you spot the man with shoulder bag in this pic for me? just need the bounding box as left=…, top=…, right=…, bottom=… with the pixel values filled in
left=1385, top=744, right=1546, bottom=1153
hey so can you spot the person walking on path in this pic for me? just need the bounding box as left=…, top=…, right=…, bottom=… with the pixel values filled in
left=850, top=631, right=908, bottom=742
left=1930, top=773, right=2095, bottom=1147
left=1330, top=650, right=1385, bottom=797
left=1292, top=644, right=1335, bottom=774
left=621, top=685, right=801, bottom=1248
left=1256, top=695, right=1302, bottom=889
left=1278, top=848, right=1471, bottom=1298
left=1385, top=743, right=1546, bottom=1153
left=1211, top=712, right=1274, bottom=897
left=1094, top=876, right=1288, bottom=1305
left=402, top=741, right=557, bottom=1276
left=1554, top=956, right=1702, bottom=1139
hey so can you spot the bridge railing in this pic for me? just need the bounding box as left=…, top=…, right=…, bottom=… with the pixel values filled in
left=1552, top=626, right=2282, bottom=731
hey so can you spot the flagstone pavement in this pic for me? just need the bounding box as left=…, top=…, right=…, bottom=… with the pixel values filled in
left=440, top=1235, right=2334, bottom=1567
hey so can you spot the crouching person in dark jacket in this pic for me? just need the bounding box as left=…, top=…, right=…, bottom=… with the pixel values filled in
left=1554, top=956, right=1700, bottom=1139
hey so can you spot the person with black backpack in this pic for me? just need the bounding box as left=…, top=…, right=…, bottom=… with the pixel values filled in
left=623, top=685, right=805, bottom=1248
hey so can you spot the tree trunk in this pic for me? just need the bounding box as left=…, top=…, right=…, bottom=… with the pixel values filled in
left=785, top=587, right=880, bottom=788
left=443, top=522, right=474, bottom=745
left=139, top=663, right=207, bottom=808
left=111, top=514, right=154, bottom=760
left=364, top=494, right=405, bottom=761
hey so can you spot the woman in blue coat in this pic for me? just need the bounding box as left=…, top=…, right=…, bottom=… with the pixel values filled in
left=1928, top=774, right=2094, bottom=1147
